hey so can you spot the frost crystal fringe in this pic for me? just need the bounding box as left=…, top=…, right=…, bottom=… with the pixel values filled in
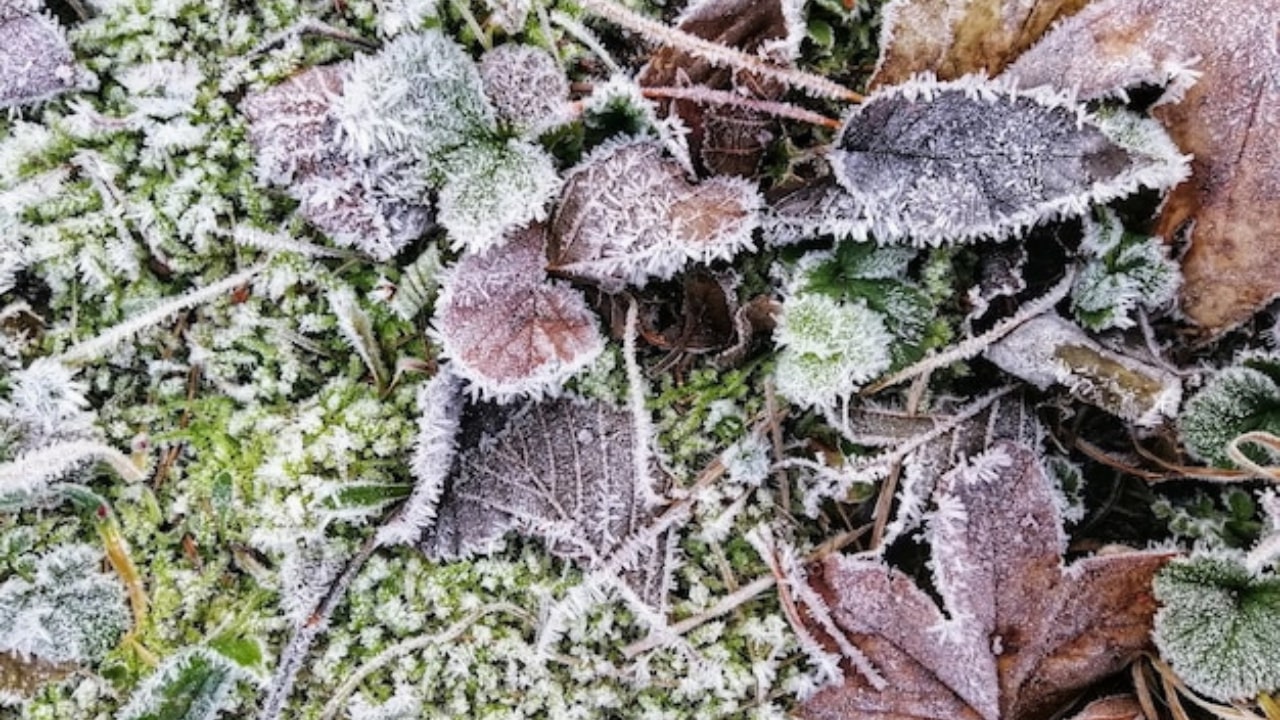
left=55, top=264, right=267, bottom=365
left=0, top=440, right=143, bottom=495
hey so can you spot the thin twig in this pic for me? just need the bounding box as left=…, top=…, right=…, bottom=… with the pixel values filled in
left=259, top=532, right=381, bottom=720
left=575, top=0, right=863, bottom=102
left=861, top=268, right=1075, bottom=396
left=640, top=86, right=841, bottom=128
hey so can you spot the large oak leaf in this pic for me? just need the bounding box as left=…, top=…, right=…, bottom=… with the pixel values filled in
left=800, top=441, right=1172, bottom=720
left=1006, top=0, right=1280, bottom=333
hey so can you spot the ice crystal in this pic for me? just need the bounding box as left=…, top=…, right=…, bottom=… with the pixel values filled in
left=1153, top=557, right=1280, bottom=701
left=435, top=138, right=561, bottom=255
left=0, top=358, right=95, bottom=452
left=1179, top=359, right=1280, bottom=468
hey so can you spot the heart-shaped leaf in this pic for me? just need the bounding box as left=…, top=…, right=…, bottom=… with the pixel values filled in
left=433, top=224, right=604, bottom=400
left=0, top=11, right=93, bottom=109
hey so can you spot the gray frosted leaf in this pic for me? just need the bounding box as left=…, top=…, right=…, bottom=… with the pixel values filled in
left=479, top=44, right=570, bottom=134
left=422, top=395, right=671, bottom=606
left=829, top=75, right=1185, bottom=246
left=549, top=139, right=760, bottom=292
left=433, top=224, right=603, bottom=401
left=0, top=13, right=94, bottom=109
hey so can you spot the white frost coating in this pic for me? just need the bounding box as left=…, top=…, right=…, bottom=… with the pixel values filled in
left=984, top=314, right=1182, bottom=426
left=0, top=12, right=96, bottom=110
left=870, top=0, right=964, bottom=84
left=0, top=440, right=143, bottom=497
left=549, top=138, right=760, bottom=291
left=117, top=646, right=252, bottom=720
left=436, top=139, right=562, bottom=254
left=376, top=371, right=464, bottom=546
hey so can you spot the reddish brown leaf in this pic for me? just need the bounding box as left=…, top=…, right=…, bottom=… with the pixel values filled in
left=434, top=224, right=603, bottom=400
left=870, top=0, right=1090, bottom=89
left=1006, top=0, right=1280, bottom=333
left=637, top=0, right=799, bottom=176
left=801, top=442, right=1172, bottom=720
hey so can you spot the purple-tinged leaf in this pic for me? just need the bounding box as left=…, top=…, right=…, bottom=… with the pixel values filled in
left=433, top=224, right=603, bottom=401
left=801, top=442, right=1173, bottom=720
left=549, top=139, right=760, bottom=292
left=827, top=75, right=1187, bottom=246
left=0, top=12, right=94, bottom=110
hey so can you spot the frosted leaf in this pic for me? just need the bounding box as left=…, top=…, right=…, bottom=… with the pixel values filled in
left=801, top=442, right=1173, bottom=720
left=0, top=359, right=95, bottom=453
left=483, top=0, right=531, bottom=32
left=376, top=370, right=464, bottom=546
left=386, top=244, right=444, bottom=321
left=761, top=179, right=874, bottom=247
left=118, top=646, right=253, bottom=720
left=241, top=66, right=345, bottom=187
left=870, top=0, right=1089, bottom=88
left=1153, top=557, right=1280, bottom=701
left=828, top=74, right=1189, bottom=246
left=436, top=138, right=561, bottom=254
left=421, top=395, right=672, bottom=606
left=1178, top=363, right=1280, bottom=468
left=433, top=224, right=604, bottom=401
left=1066, top=696, right=1145, bottom=720
left=549, top=139, right=761, bottom=292
left=479, top=44, right=570, bottom=134
left=984, top=314, right=1182, bottom=426
left=773, top=294, right=892, bottom=408
left=241, top=66, right=430, bottom=260
left=0, top=544, right=128, bottom=668
left=1071, top=210, right=1179, bottom=332
left=0, top=12, right=95, bottom=110
left=1007, top=0, right=1280, bottom=333
left=333, top=30, right=493, bottom=183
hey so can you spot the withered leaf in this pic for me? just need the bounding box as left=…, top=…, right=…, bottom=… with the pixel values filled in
left=0, top=11, right=93, bottom=109
left=1068, top=696, right=1145, bottom=720
left=1006, top=0, right=1280, bottom=333
left=800, top=442, right=1172, bottom=720
left=870, top=0, right=1090, bottom=88
left=638, top=0, right=799, bottom=176
left=421, top=394, right=672, bottom=606
left=241, top=66, right=430, bottom=260
left=0, top=651, right=76, bottom=698
left=433, top=224, right=604, bottom=401
left=827, top=76, right=1186, bottom=246
left=548, top=139, right=760, bottom=291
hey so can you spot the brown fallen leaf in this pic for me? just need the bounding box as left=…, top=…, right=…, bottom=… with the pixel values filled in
left=1068, top=695, right=1145, bottom=720
left=637, top=0, right=799, bottom=176
left=433, top=224, right=604, bottom=400
left=800, top=441, right=1173, bottom=720
left=1006, top=0, right=1280, bottom=333
left=870, top=0, right=1090, bottom=88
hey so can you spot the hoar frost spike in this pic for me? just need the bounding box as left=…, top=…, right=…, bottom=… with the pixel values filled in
left=827, top=74, right=1188, bottom=246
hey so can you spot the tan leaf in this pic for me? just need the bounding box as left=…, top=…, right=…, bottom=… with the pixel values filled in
left=1006, top=0, right=1280, bottom=333
left=800, top=442, right=1173, bottom=720
left=0, top=651, right=76, bottom=698
left=433, top=224, right=604, bottom=400
left=870, top=0, right=1090, bottom=88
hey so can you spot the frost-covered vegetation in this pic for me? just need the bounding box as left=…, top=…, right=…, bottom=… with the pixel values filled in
left=4, top=0, right=1280, bottom=718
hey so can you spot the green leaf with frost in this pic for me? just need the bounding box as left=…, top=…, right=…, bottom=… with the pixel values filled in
left=773, top=293, right=891, bottom=408
left=0, top=543, right=129, bottom=668
left=1179, top=360, right=1280, bottom=467
left=436, top=138, right=561, bottom=254
left=1071, top=210, right=1179, bottom=331
left=1154, top=557, right=1280, bottom=701
left=118, top=646, right=255, bottom=720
